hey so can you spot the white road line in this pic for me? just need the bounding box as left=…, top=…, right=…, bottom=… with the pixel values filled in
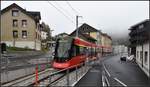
left=114, top=78, right=127, bottom=87
left=102, top=75, right=105, bottom=86
left=102, top=63, right=111, bottom=77
left=104, top=76, right=110, bottom=86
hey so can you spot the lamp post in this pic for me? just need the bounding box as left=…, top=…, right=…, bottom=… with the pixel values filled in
left=48, top=29, right=54, bottom=66
left=76, top=15, right=82, bottom=37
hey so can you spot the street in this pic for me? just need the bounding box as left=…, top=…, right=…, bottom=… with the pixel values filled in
left=75, top=54, right=149, bottom=86
left=102, top=54, right=149, bottom=86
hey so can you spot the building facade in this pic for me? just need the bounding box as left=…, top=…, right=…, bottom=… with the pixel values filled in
left=112, top=45, right=128, bottom=54
left=101, top=33, right=112, bottom=54
left=1, top=3, right=41, bottom=50
left=129, top=19, right=150, bottom=77
left=41, top=31, right=48, bottom=40
left=69, top=23, right=98, bottom=44
left=69, top=23, right=112, bottom=56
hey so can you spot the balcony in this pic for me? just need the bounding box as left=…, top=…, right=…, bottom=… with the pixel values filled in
left=129, top=35, right=148, bottom=44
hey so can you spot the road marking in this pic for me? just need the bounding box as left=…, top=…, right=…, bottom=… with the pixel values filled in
left=104, top=76, right=110, bottom=86
left=114, top=78, right=127, bottom=87
left=102, top=75, right=105, bottom=86
left=102, top=75, right=110, bottom=86
left=103, top=63, right=111, bottom=77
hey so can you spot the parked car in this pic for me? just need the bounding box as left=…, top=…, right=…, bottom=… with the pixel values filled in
left=120, top=53, right=128, bottom=61
left=120, top=56, right=126, bottom=61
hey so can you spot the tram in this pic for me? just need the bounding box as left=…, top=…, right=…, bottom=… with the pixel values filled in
left=52, top=36, right=102, bottom=69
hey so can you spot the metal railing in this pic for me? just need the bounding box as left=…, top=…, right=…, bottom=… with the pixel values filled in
left=28, top=60, right=90, bottom=86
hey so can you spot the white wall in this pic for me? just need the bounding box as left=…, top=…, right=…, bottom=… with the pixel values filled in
left=136, top=42, right=149, bottom=77
left=136, top=45, right=142, bottom=64
left=143, top=42, right=149, bottom=76
left=35, top=41, right=41, bottom=50
left=1, top=41, right=41, bottom=50
left=15, top=41, right=35, bottom=49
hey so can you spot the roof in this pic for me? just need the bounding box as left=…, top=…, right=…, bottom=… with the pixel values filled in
left=129, top=19, right=149, bottom=30
left=56, top=32, right=69, bottom=37
left=1, top=3, right=41, bottom=21
left=101, top=33, right=112, bottom=40
left=70, top=23, right=99, bottom=35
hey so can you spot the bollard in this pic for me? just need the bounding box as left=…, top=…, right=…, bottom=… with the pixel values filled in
left=35, top=65, right=39, bottom=86
left=66, top=69, right=69, bottom=86
left=1, top=43, right=7, bottom=54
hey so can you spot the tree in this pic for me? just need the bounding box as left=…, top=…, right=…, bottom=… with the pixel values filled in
left=41, top=22, right=52, bottom=40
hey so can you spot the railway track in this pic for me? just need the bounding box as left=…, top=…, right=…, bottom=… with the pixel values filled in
left=2, top=62, right=90, bottom=86
left=2, top=68, right=56, bottom=86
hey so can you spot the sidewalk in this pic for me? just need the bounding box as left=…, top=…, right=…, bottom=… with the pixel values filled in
left=74, top=60, right=103, bottom=87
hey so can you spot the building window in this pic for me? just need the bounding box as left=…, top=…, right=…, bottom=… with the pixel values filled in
left=140, top=51, right=143, bottom=61
left=22, top=30, right=27, bottom=38
left=13, top=19, right=18, bottom=27
left=22, top=20, right=27, bottom=27
left=13, top=30, right=18, bottom=38
left=12, top=10, right=19, bottom=16
left=144, top=51, right=148, bottom=65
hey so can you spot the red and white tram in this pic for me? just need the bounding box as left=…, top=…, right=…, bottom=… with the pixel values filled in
left=52, top=36, right=110, bottom=69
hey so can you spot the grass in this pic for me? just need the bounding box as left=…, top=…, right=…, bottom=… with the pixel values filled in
left=7, top=46, right=35, bottom=51
left=41, top=47, right=49, bottom=52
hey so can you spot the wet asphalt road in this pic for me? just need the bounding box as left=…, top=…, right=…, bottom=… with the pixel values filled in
left=75, top=54, right=149, bottom=86
left=102, top=54, right=150, bottom=86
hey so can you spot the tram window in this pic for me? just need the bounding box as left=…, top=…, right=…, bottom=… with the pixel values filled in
left=71, top=45, right=80, bottom=57
left=79, top=46, right=85, bottom=55
left=72, top=45, right=77, bottom=57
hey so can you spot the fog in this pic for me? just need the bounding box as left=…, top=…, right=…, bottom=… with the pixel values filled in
left=1, top=1, right=149, bottom=39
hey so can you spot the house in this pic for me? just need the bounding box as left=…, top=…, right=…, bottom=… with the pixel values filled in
left=55, top=32, right=69, bottom=39
left=1, top=3, right=41, bottom=50
left=101, top=33, right=112, bottom=54
left=69, top=23, right=98, bottom=44
left=39, top=24, right=48, bottom=49
left=129, top=19, right=150, bottom=77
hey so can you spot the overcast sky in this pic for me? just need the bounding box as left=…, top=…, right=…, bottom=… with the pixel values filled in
left=1, top=1, right=149, bottom=38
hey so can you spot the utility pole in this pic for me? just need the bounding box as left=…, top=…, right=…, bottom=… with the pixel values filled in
left=76, top=15, right=82, bottom=37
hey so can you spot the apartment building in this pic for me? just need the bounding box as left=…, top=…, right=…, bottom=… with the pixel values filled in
left=69, top=23, right=98, bottom=44
left=129, top=19, right=150, bottom=77
left=69, top=23, right=112, bottom=55
left=1, top=3, right=41, bottom=50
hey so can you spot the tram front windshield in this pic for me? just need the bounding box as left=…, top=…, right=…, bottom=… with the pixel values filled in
left=55, top=38, right=72, bottom=62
